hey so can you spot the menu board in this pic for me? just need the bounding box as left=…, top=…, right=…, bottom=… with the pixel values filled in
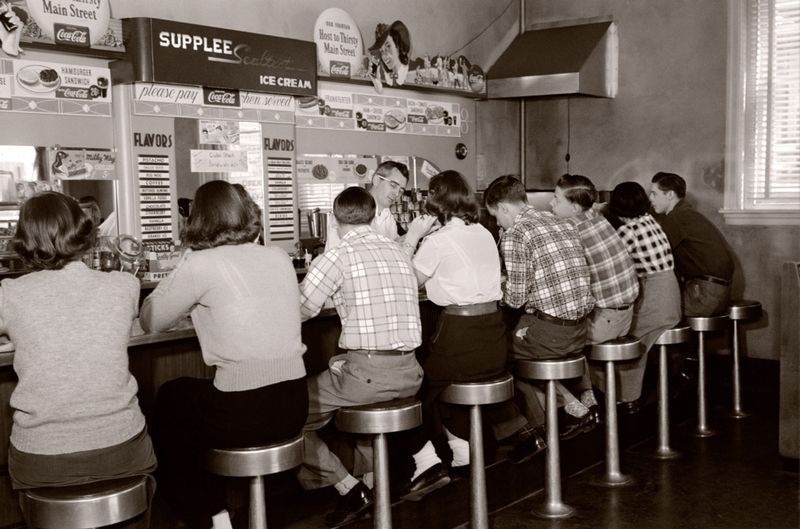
left=296, top=155, right=377, bottom=211
left=137, top=154, right=173, bottom=241
left=295, top=89, right=461, bottom=137
left=0, top=58, right=111, bottom=116
left=266, top=157, right=294, bottom=241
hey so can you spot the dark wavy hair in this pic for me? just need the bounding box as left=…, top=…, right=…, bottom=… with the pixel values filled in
left=483, top=174, right=528, bottom=209
left=369, top=20, right=411, bottom=66
left=651, top=172, right=686, bottom=198
left=425, top=170, right=478, bottom=225
left=334, top=186, right=376, bottom=226
left=12, top=192, right=94, bottom=270
left=605, top=181, right=651, bottom=229
left=557, top=174, right=598, bottom=211
left=181, top=180, right=262, bottom=250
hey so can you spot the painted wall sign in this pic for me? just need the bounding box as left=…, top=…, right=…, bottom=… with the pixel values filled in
left=3, top=0, right=124, bottom=55
left=314, top=8, right=363, bottom=78
left=125, top=18, right=317, bottom=96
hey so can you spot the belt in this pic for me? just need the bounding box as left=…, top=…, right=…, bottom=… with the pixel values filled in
left=443, top=301, right=498, bottom=316
left=693, top=275, right=731, bottom=287
left=529, top=308, right=587, bottom=327
left=598, top=304, right=631, bottom=311
left=351, top=349, right=416, bottom=357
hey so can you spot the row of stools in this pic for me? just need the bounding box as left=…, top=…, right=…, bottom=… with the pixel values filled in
left=18, top=301, right=761, bottom=529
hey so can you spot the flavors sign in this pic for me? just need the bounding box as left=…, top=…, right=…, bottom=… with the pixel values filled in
left=128, top=18, right=317, bottom=96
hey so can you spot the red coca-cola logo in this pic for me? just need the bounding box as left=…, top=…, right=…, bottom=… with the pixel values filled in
left=54, top=24, right=90, bottom=46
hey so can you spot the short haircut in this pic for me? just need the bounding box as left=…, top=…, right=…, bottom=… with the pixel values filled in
left=652, top=172, right=686, bottom=198
left=13, top=192, right=94, bottom=270
left=181, top=180, right=262, bottom=250
left=375, top=160, right=409, bottom=182
left=334, top=186, right=376, bottom=226
left=608, top=182, right=651, bottom=219
left=425, top=170, right=479, bottom=225
left=483, top=175, right=528, bottom=209
left=556, top=174, right=597, bottom=211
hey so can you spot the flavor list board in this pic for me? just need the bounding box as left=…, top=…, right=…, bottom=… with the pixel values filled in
left=137, top=154, right=173, bottom=242
left=295, top=89, right=462, bottom=137
left=266, top=157, right=295, bottom=242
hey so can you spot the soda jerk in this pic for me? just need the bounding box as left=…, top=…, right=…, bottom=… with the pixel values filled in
left=42, top=0, right=101, bottom=20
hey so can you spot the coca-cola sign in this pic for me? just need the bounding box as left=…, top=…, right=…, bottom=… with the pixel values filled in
left=203, top=87, right=240, bottom=108
left=329, top=61, right=351, bottom=78
left=54, top=23, right=90, bottom=47
left=56, top=86, right=91, bottom=100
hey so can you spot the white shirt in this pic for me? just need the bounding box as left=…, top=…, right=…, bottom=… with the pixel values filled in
left=324, top=207, right=398, bottom=252
left=413, top=218, right=502, bottom=306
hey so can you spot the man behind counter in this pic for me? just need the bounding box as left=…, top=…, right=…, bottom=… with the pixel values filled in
left=324, top=160, right=409, bottom=250
left=649, top=172, right=734, bottom=317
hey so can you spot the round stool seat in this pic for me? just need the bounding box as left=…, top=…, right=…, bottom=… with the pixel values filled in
left=336, top=397, right=422, bottom=434
left=20, top=475, right=149, bottom=529
left=655, top=325, right=692, bottom=346
left=686, top=314, right=729, bottom=332
left=439, top=373, right=514, bottom=405
left=728, top=300, right=762, bottom=321
left=590, top=336, right=642, bottom=362
left=206, top=435, right=304, bottom=477
left=516, top=355, right=585, bottom=381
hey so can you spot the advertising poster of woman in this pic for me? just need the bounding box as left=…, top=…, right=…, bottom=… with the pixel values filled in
left=368, top=20, right=411, bottom=94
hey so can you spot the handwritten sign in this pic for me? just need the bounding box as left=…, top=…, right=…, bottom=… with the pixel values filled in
left=190, top=149, right=249, bottom=173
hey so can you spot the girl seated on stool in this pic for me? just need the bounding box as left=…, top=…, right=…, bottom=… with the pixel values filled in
left=140, top=180, right=308, bottom=529
left=3, top=192, right=156, bottom=528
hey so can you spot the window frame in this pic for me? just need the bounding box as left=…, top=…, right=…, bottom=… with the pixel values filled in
left=722, top=0, right=800, bottom=226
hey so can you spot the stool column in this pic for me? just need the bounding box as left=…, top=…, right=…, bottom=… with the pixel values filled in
left=534, top=380, right=574, bottom=519
left=250, top=476, right=267, bottom=529
left=695, top=331, right=715, bottom=437
left=730, top=320, right=750, bottom=419
left=655, top=344, right=680, bottom=459
left=469, top=405, right=488, bottom=529
left=373, top=433, right=392, bottom=529
left=600, top=360, right=632, bottom=486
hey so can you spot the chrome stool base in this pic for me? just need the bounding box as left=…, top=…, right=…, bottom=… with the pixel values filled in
left=532, top=502, right=575, bottom=520
left=654, top=447, right=682, bottom=460
left=589, top=472, right=635, bottom=488
left=730, top=409, right=752, bottom=420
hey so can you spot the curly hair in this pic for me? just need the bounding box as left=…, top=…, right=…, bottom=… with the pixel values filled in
left=425, top=170, right=479, bottom=225
left=369, top=20, right=411, bottom=65
left=12, top=192, right=94, bottom=270
left=181, top=180, right=262, bottom=250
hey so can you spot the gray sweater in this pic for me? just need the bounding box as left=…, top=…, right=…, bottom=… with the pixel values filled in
left=1, top=262, right=146, bottom=455
left=140, top=244, right=306, bottom=391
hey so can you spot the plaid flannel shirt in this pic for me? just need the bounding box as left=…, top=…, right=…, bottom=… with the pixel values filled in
left=616, top=214, right=675, bottom=277
left=500, top=206, right=594, bottom=320
left=300, top=225, right=421, bottom=351
left=569, top=209, right=639, bottom=308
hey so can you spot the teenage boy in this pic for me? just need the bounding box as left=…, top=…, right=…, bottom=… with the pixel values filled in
left=551, top=174, right=640, bottom=417
left=298, top=187, right=424, bottom=528
left=649, top=172, right=734, bottom=317
left=484, top=175, right=595, bottom=450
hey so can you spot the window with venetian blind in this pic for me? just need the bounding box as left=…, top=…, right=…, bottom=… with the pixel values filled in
left=724, top=0, right=800, bottom=224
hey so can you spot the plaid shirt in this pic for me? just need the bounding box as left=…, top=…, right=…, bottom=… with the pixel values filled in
left=568, top=209, right=639, bottom=308
left=300, top=225, right=421, bottom=351
left=501, top=206, right=594, bottom=320
left=616, top=214, right=674, bottom=277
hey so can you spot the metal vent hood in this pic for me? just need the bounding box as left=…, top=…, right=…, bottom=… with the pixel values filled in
left=487, top=20, right=618, bottom=99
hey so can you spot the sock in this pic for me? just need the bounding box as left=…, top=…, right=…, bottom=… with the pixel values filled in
left=580, top=390, right=598, bottom=408
left=444, top=428, right=470, bottom=467
left=334, top=474, right=359, bottom=496
left=564, top=400, right=589, bottom=418
left=361, top=472, right=374, bottom=490
left=211, top=510, right=233, bottom=529
left=411, top=441, right=442, bottom=481
left=556, top=382, right=580, bottom=404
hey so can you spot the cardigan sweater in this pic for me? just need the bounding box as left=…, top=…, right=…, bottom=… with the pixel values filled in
left=1, top=262, right=145, bottom=455
left=140, top=244, right=306, bottom=391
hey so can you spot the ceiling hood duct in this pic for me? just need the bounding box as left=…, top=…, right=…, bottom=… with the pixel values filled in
left=487, top=20, right=618, bottom=99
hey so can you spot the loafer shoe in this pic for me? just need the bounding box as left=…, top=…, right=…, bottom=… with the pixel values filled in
left=400, top=463, right=451, bottom=502
left=325, top=481, right=373, bottom=528
left=617, top=399, right=641, bottom=416
left=560, top=412, right=599, bottom=440
left=507, top=432, right=546, bottom=464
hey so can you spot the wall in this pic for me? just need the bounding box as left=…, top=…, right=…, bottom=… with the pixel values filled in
left=482, top=0, right=800, bottom=359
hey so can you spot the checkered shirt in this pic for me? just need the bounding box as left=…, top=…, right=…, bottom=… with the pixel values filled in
left=569, top=209, right=639, bottom=308
left=616, top=214, right=675, bottom=277
left=300, top=225, right=421, bottom=351
left=500, top=206, right=594, bottom=320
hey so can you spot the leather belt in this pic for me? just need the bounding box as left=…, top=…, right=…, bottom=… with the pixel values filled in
left=351, top=349, right=415, bottom=357
left=693, top=275, right=731, bottom=287
left=529, top=308, right=587, bottom=327
left=443, top=301, right=498, bottom=316
left=598, top=304, right=631, bottom=311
